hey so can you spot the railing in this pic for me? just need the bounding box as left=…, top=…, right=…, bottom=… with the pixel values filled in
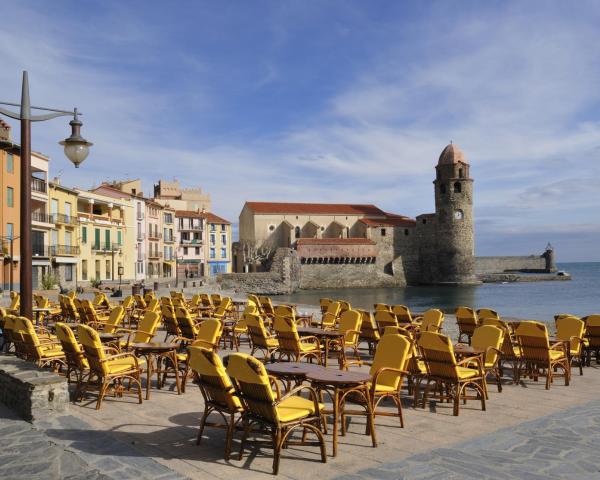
left=163, top=235, right=174, bottom=243
left=148, top=251, right=163, bottom=259
left=180, top=238, right=202, bottom=245
left=92, top=242, right=121, bottom=252
left=179, top=224, right=203, bottom=231
left=137, top=233, right=145, bottom=241
left=137, top=211, right=144, bottom=220
left=32, top=245, right=49, bottom=257
left=32, top=211, right=52, bottom=223
left=50, top=245, right=80, bottom=256
left=31, top=177, right=47, bottom=194
left=147, top=232, right=162, bottom=240
left=50, top=213, right=78, bottom=225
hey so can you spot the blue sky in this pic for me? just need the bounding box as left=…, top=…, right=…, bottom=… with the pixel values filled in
left=1, top=1, right=599, bottom=261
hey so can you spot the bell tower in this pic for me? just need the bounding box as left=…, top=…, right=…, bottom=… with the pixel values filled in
left=433, top=143, right=475, bottom=284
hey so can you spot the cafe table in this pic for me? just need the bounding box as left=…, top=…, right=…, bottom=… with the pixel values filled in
left=98, top=332, right=125, bottom=351
left=453, top=344, right=486, bottom=360
left=297, top=327, right=346, bottom=368
left=306, top=368, right=376, bottom=457
left=265, top=362, right=325, bottom=392
left=131, top=342, right=181, bottom=400
left=32, top=307, right=53, bottom=326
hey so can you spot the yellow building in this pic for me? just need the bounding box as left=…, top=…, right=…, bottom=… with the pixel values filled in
left=48, top=180, right=80, bottom=290
left=205, top=212, right=232, bottom=276
left=75, top=189, right=135, bottom=284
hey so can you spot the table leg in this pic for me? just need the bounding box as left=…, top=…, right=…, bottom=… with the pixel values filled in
left=146, top=352, right=153, bottom=400
left=172, top=351, right=181, bottom=395
left=363, top=385, right=377, bottom=447
left=332, top=387, right=339, bottom=457
left=324, top=339, right=329, bottom=368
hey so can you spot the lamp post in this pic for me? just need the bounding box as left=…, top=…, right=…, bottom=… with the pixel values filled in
left=0, top=71, right=92, bottom=319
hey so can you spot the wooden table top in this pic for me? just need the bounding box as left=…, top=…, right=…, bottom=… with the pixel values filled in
left=131, top=342, right=177, bottom=352
left=298, top=327, right=344, bottom=338
left=266, top=362, right=324, bottom=377
left=306, top=369, right=371, bottom=385
left=98, top=332, right=125, bottom=341
left=453, top=344, right=485, bottom=356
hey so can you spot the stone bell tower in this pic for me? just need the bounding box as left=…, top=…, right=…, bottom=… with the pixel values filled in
left=433, top=143, right=476, bottom=284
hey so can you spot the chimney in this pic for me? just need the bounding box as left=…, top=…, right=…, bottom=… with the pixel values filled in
left=0, top=119, right=10, bottom=142
left=53, top=176, right=60, bottom=185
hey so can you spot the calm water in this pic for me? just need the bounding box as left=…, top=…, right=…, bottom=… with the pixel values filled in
left=275, top=262, right=600, bottom=322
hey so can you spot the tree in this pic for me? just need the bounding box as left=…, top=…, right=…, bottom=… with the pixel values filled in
left=241, top=241, right=274, bottom=272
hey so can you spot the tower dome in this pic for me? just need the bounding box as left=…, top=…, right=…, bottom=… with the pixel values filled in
left=438, top=143, right=467, bottom=165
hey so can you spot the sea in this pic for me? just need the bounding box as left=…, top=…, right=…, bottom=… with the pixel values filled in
left=274, top=262, right=600, bottom=322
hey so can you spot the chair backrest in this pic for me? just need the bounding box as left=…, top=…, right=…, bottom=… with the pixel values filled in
left=258, top=296, right=274, bottom=315
left=200, top=293, right=213, bottom=307
left=121, top=295, right=135, bottom=309
left=161, top=304, right=180, bottom=337
left=477, top=308, right=499, bottom=321
left=8, top=293, right=20, bottom=311
left=338, top=309, right=362, bottom=345
left=9, top=316, right=28, bottom=357
left=144, top=290, right=156, bottom=303
left=189, top=294, right=201, bottom=309
left=245, top=313, right=272, bottom=348
left=213, top=297, right=232, bottom=318
left=374, top=310, right=398, bottom=331
left=391, top=305, right=413, bottom=323
left=455, top=306, right=478, bottom=335
left=421, top=309, right=444, bottom=332
left=515, top=321, right=551, bottom=362
left=80, top=299, right=99, bottom=324
left=226, top=353, right=278, bottom=423
left=93, top=292, right=109, bottom=308
left=67, top=291, right=76, bottom=300
left=471, top=325, right=504, bottom=366
left=134, top=294, right=147, bottom=309
left=585, top=314, right=600, bottom=348
left=133, top=311, right=161, bottom=343
left=15, top=316, right=46, bottom=361
left=103, top=306, right=125, bottom=333
left=146, top=298, right=159, bottom=312
left=374, top=303, right=392, bottom=312
left=55, top=322, right=89, bottom=370
left=160, top=296, right=173, bottom=307
left=273, top=315, right=301, bottom=354
left=188, top=346, right=241, bottom=411
left=418, top=331, right=460, bottom=381
left=325, top=300, right=342, bottom=318
left=320, top=298, right=333, bottom=314
left=338, top=300, right=351, bottom=314
left=358, top=309, right=380, bottom=342
left=274, top=304, right=295, bottom=320
left=556, top=316, right=585, bottom=354
left=175, top=306, right=198, bottom=339
left=66, top=296, right=79, bottom=321
left=192, top=319, right=222, bottom=350
left=211, top=293, right=222, bottom=306
left=369, top=334, right=410, bottom=390
left=78, top=324, right=110, bottom=376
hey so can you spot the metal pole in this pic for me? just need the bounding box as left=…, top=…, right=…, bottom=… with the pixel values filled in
left=9, top=239, right=13, bottom=292
left=111, top=249, right=115, bottom=281
left=20, top=73, right=33, bottom=319
left=175, top=256, right=178, bottom=288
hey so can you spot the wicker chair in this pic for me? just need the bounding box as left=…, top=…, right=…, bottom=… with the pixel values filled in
left=455, top=306, right=479, bottom=344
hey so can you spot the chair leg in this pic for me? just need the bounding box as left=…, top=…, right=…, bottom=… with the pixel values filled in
left=197, top=405, right=210, bottom=445
left=272, top=428, right=282, bottom=475
left=96, top=379, right=109, bottom=410
left=224, top=413, right=236, bottom=461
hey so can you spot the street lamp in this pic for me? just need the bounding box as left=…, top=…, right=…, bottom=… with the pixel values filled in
left=0, top=71, right=92, bottom=319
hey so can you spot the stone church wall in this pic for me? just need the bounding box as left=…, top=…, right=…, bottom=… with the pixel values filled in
left=475, top=256, right=547, bottom=274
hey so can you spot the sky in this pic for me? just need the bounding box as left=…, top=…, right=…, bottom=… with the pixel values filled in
left=1, top=1, right=599, bottom=262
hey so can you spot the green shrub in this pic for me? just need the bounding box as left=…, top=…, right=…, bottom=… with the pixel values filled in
left=40, top=273, right=58, bottom=290
left=89, top=277, right=102, bottom=289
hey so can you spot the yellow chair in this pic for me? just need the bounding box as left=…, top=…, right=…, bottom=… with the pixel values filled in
left=207, top=297, right=232, bottom=321
left=392, top=305, right=414, bottom=324
left=15, top=316, right=66, bottom=370
left=374, top=310, right=398, bottom=333
left=1, top=310, right=14, bottom=353
left=477, top=308, right=499, bottom=322
left=226, top=353, right=326, bottom=475
left=246, top=313, right=279, bottom=361
left=455, top=306, right=479, bottom=344
left=258, top=296, right=277, bottom=319
left=274, top=304, right=295, bottom=321
left=470, top=325, right=504, bottom=396
left=55, top=322, right=89, bottom=400
left=481, top=318, right=521, bottom=383
left=515, top=321, right=570, bottom=389
left=273, top=316, right=322, bottom=364
left=211, top=293, right=222, bottom=306
left=417, top=309, right=444, bottom=333
left=117, top=311, right=161, bottom=349
left=92, top=292, right=111, bottom=310
left=320, top=298, right=333, bottom=314
left=555, top=316, right=586, bottom=376
left=188, top=347, right=244, bottom=460
left=78, top=324, right=143, bottom=410
left=338, top=300, right=351, bottom=314
left=8, top=292, right=20, bottom=314
left=357, top=309, right=380, bottom=356
left=175, top=306, right=201, bottom=341
left=418, top=331, right=486, bottom=416
left=320, top=300, right=341, bottom=329
left=367, top=334, right=411, bottom=427
left=80, top=299, right=110, bottom=325
left=329, top=309, right=362, bottom=369
left=161, top=303, right=180, bottom=341
left=583, top=314, right=600, bottom=365
left=90, top=306, right=125, bottom=334
left=374, top=303, right=391, bottom=312
left=178, top=319, right=223, bottom=391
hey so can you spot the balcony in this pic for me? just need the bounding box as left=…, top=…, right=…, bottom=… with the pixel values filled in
left=163, top=235, right=175, bottom=244
left=148, top=232, right=162, bottom=240
left=137, top=233, right=145, bottom=241
left=31, top=177, right=47, bottom=194
left=179, top=224, right=203, bottom=232
left=137, top=211, right=144, bottom=220
left=51, top=213, right=78, bottom=226
left=92, top=242, right=121, bottom=252
left=148, top=251, right=163, bottom=259
left=32, top=211, right=52, bottom=224
left=32, top=244, right=50, bottom=257
left=50, top=245, right=80, bottom=256
left=180, top=238, right=202, bottom=245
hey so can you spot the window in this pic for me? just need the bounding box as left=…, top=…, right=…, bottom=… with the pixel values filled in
left=454, top=182, right=462, bottom=193
left=221, top=247, right=226, bottom=258
left=381, top=228, right=386, bottom=237
left=210, top=233, right=215, bottom=244
left=105, top=230, right=111, bottom=248
left=94, top=228, right=100, bottom=249
left=6, top=153, right=14, bottom=173
left=117, top=230, right=122, bottom=245
left=6, top=223, right=13, bottom=240
left=65, top=265, right=73, bottom=282
left=295, top=226, right=300, bottom=239
left=7, top=187, right=13, bottom=207
left=106, top=260, right=111, bottom=279
left=64, top=202, right=72, bottom=221
left=65, top=231, right=72, bottom=246
left=221, top=234, right=226, bottom=244
left=183, top=247, right=188, bottom=255
left=195, top=247, right=200, bottom=255
left=81, top=226, right=87, bottom=244
left=221, top=224, right=226, bottom=232
left=50, top=199, right=58, bottom=216
left=51, top=230, right=58, bottom=246
left=95, top=259, right=101, bottom=279
left=210, top=248, right=216, bottom=259
left=210, top=223, right=216, bottom=231
left=82, top=260, right=88, bottom=280
left=404, top=229, right=409, bottom=236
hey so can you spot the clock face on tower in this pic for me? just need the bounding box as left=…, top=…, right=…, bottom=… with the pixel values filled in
left=454, top=210, right=463, bottom=220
